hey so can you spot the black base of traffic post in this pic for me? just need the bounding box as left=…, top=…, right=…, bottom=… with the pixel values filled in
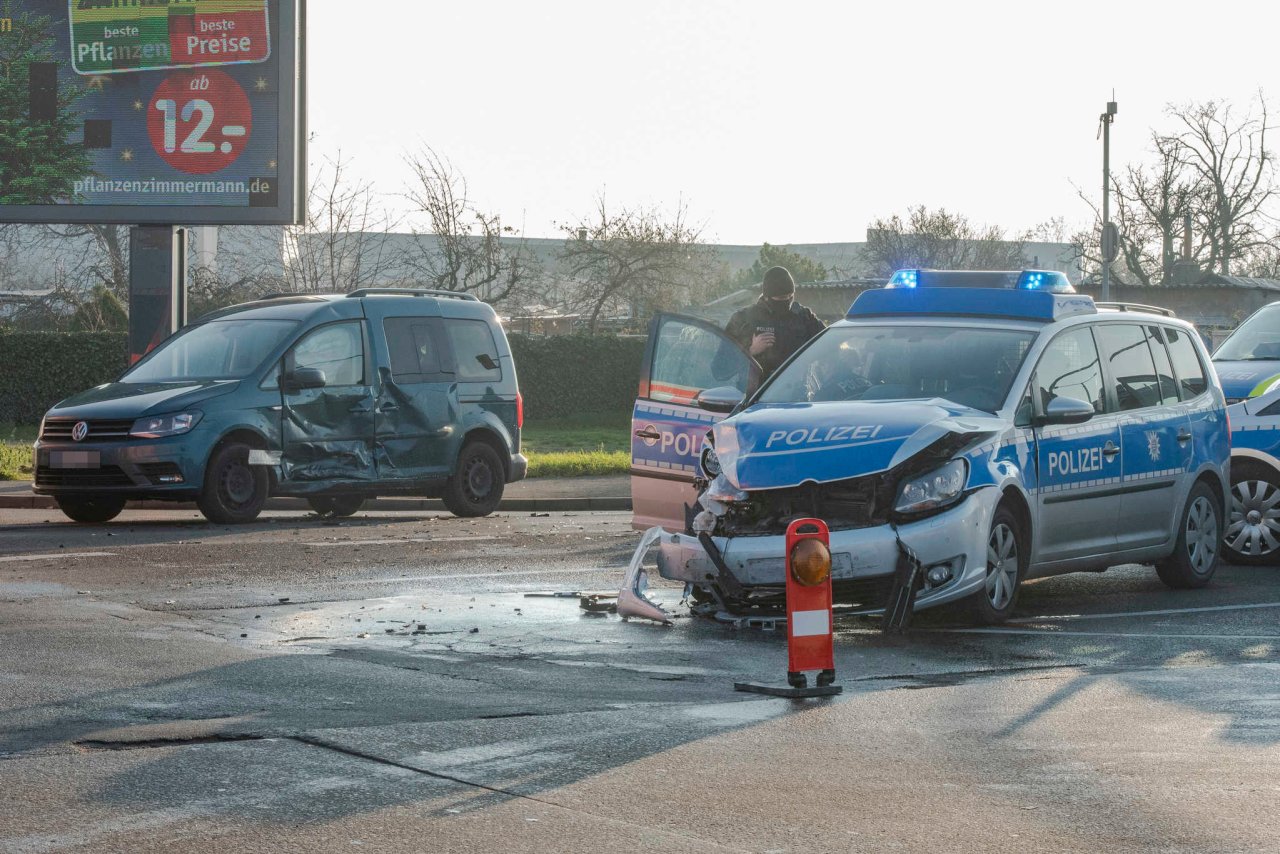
left=735, top=669, right=842, bottom=698
left=733, top=681, right=842, bottom=699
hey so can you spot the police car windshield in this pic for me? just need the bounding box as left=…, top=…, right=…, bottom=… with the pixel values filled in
left=1214, top=304, right=1280, bottom=361
left=757, top=325, right=1035, bottom=413
left=122, top=320, right=298, bottom=383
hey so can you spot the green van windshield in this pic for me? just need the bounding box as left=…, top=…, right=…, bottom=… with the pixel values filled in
left=123, top=319, right=298, bottom=383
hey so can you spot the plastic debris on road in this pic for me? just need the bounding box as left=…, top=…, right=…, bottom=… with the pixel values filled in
left=616, top=527, right=673, bottom=625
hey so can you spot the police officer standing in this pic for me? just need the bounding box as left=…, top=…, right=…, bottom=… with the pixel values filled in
left=725, top=265, right=825, bottom=378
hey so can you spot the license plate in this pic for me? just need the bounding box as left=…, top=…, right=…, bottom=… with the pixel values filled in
left=50, top=451, right=100, bottom=469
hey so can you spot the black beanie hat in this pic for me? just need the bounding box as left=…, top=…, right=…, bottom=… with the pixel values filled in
left=762, top=266, right=795, bottom=297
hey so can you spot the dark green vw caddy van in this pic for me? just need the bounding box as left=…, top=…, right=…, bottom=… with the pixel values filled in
left=33, top=288, right=527, bottom=524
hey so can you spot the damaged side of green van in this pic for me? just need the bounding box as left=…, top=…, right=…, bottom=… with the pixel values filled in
left=33, top=289, right=526, bottom=524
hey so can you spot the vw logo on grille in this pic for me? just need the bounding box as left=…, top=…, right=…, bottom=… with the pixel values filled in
left=71, top=421, right=90, bottom=442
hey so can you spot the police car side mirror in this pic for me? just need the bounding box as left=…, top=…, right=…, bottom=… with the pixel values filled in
left=696, top=386, right=745, bottom=414
left=1038, top=396, right=1095, bottom=426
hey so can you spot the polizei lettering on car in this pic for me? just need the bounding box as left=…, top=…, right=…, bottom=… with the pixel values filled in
left=1047, top=446, right=1109, bottom=476
left=765, top=425, right=884, bottom=448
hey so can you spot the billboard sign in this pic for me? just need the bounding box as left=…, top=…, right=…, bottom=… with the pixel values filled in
left=0, top=0, right=303, bottom=225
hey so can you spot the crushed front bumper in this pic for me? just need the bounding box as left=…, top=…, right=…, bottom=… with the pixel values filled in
left=655, top=487, right=1000, bottom=612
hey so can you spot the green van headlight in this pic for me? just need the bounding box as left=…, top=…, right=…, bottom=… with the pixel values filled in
left=130, top=412, right=202, bottom=439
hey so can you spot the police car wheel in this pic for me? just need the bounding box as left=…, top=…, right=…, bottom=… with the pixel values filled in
left=1222, top=462, right=1280, bottom=566
left=197, top=442, right=268, bottom=524
left=443, top=442, right=505, bottom=518
left=968, top=506, right=1027, bottom=625
left=307, top=494, right=365, bottom=518
left=55, top=496, right=126, bottom=524
left=1156, top=482, right=1222, bottom=589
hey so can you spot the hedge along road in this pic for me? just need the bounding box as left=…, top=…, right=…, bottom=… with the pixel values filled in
left=0, top=330, right=647, bottom=424
left=3, top=503, right=1280, bottom=852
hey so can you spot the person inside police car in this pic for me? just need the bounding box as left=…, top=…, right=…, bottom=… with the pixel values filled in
left=724, top=265, right=826, bottom=379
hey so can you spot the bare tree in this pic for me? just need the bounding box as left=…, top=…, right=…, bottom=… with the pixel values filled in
left=862, top=207, right=1028, bottom=277
left=557, top=196, right=715, bottom=333
left=282, top=151, right=399, bottom=293
left=38, top=223, right=128, bottom=298
left=1074, top=96, right=1276, bottom=285
left=0, top=224, right=130, bottom=330
left=1075, top=134, right=1208, bottom=287
left=400, top=148, right=536, bottom=305
left=1243, top=236, right=1280, bottom=278
left=1163, top=95, right=1276, bottom=275
left=1118, top=135, right=1207, bottom=285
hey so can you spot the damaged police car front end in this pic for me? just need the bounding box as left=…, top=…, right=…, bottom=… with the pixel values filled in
left=659, top=323, right=1033, bottom=619
left=630, top=274, right=1229, bottom=624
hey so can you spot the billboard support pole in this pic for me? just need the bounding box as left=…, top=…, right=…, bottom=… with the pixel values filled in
left=128, top=225, right=187, bottom=365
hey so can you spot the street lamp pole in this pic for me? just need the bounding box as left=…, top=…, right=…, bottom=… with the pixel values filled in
left=1100, top=97, right=1118, bottom=302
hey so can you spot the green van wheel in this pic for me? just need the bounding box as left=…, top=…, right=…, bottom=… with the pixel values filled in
left=197, top=442, right=268, bottom=524
left=307, top=494, right=365, bottom=517
left=56, top=496, right=126, bottom=524
left=443, top=442, right=505, bottom=518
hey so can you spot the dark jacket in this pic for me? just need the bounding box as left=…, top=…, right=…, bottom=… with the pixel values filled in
left=725, top=297, right=826, bottom=378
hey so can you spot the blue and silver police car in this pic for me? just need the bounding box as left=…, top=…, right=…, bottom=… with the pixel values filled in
left=631, top=270, right=1230, bottom=623
left=1205, top=301, right=1280, bottom=564
left=1223, top=388, right=1280, bottom=564
left=1213, top=301, right=1280, bottom=403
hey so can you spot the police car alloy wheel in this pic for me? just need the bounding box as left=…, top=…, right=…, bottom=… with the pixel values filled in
left=1223, top=462, right=1280, bottom=565
left=969, top=506, right=1026, bottom=624
left=987, top=520, right=1019, bottom=610
left=1156, top=482, right=1222, bottom=589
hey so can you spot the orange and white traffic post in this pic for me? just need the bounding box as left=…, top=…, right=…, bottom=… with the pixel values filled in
left=735, top=518, right=842, bottom=698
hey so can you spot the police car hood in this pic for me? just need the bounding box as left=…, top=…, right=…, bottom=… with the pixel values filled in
left=713, top=399, right=1002, bottom=491
left=1212, top=359, right=1280, bottom=400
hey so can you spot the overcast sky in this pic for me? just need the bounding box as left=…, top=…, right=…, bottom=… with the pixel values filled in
left=308, top=0, right=1279, bottom=245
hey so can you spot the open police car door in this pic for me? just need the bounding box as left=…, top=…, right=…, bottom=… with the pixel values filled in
left=632, top=314, right=759, bottom=531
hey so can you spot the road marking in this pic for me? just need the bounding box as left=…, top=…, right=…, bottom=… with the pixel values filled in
left=0, top=551, right=117, bottom=563
left=931, top=628, right=1280, bottom=640
left=1007, top=601, right=1280, bottom=623
left=303, top=536, right=499, bottom=547
left=327, top=566, right=616, bottom=585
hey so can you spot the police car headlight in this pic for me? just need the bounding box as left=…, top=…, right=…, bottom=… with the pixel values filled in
left=700, top=446, right=721, bottom=478
left=130, top=411, right=202, bottom=439
left=705, top=473, right=749, bottom=503
left=895, top=459, right=968, bottom=514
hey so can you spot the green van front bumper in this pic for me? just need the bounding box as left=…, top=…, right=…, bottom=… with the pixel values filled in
left=32, top=433, right=215, bottom=500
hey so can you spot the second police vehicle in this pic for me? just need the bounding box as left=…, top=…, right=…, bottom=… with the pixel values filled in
left=631, top=270, right=1230, bottom=623
left=1209, top=301, right=1280, bottom=564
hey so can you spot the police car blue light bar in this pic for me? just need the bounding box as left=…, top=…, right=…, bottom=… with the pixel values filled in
left=885, top=269, right=1076, bottom=294
left=848, top=287, right=1096, bottom=322
left=887, top=269, right=919, bottom=288
left=1016, top=270, right=1074, bottom=292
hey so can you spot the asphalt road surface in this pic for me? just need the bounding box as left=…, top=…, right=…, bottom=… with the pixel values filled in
left=3, top=506, right=1280, bottom=853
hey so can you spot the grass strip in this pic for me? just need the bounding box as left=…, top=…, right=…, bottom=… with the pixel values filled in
left=0, top=443, right=32, bottom=481
left=525, top=449, right=629, bottom=478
